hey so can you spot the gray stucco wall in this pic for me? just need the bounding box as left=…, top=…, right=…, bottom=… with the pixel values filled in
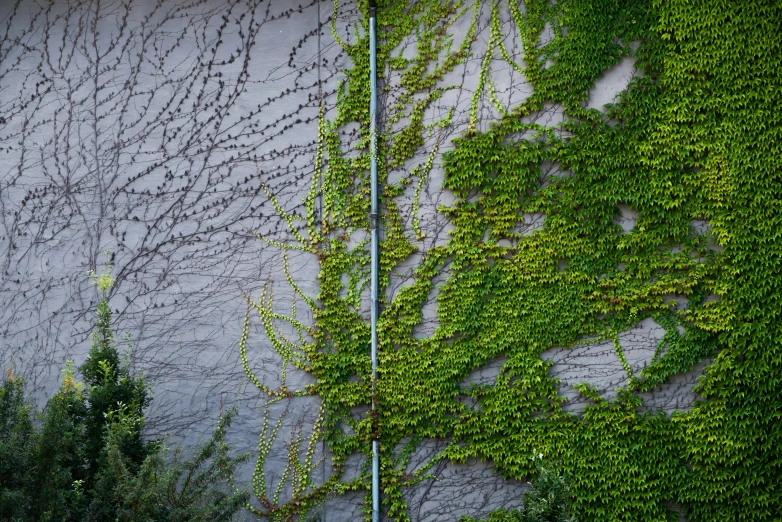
left=0, top=1, right=697, bottom=519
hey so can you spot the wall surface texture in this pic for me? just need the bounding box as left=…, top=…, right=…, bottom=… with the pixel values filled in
left=4, top=1, right=778, bottom=521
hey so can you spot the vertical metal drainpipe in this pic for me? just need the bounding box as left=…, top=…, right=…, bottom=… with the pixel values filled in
left=368, top=1, right=380, bottom=521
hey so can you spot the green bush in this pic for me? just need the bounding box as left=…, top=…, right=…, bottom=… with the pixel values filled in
left=0, top=370, right=35, bottom=521
left=91, top=407, right=247, bottom=522
left=0, top=267, right=247, bottom=521
left=461, top=458, right=577, bottom=522
left=26, top=363, right=89, bottom=521
left=79, top=291, right=152, bottom=520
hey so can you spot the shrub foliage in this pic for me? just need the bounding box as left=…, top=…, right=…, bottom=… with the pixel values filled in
left=0, top=273, right=246, bottom=521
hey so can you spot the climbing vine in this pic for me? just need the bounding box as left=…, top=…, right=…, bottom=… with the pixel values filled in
left=242, top=0, right=782, bottom=520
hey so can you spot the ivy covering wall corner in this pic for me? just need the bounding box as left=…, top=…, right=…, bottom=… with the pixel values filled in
left=243, top=0, right=782, bottom=520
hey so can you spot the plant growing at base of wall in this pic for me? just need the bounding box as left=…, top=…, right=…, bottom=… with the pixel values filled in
left=460, top=456, right=577, bottom=522
left=0, top=369, right=38, bottom=521
left=81, top=264, right=151, bottom=512
left=98, top=406, right=248, bottom=522
left=0, top=262, right=248, bottom=521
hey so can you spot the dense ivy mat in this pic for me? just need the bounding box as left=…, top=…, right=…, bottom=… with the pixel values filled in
left=243, top=1, right=782, bottom=519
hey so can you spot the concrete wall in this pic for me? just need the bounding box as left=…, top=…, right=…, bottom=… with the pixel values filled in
left=0, top=1, right=696, bottom=519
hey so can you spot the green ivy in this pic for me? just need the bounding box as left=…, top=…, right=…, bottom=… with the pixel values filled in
left=245, top=0, right=782, bottom=520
